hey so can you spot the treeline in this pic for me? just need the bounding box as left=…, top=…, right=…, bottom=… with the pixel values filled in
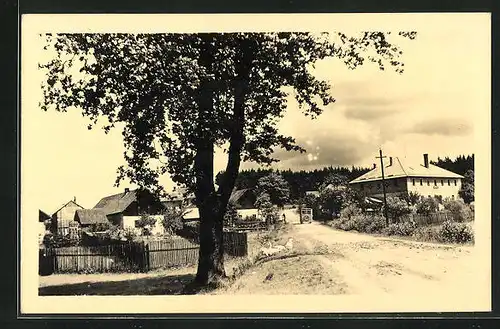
left=430, top=154, right=474, bottom=176
left=235, top=166, right=371, bottom=201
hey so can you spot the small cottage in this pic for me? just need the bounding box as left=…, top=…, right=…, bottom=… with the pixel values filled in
left=93, top=188, right=165, bottom=234
left=50, top=198, right=84, bottom=236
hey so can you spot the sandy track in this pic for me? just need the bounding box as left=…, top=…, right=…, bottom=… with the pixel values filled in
left=292, top=222, right=477, bottom=296
left=221, top=221, right=478, bottom=299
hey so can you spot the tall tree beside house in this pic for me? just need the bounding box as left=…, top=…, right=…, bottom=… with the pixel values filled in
left=40, top=31, right=415, bottom=286
left=255, top=172, right=291, bottom=208
left=459, top=169, right=474, bottom=204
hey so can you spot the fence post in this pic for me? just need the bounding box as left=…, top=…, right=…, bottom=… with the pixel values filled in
left=145, top=243, right=150, bottom=272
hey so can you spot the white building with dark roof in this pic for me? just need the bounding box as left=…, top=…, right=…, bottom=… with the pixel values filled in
left=349, top=153, right=464, bottom=200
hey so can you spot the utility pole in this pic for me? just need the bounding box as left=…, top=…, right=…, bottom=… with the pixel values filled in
left=376, top=149, right=389, bottom=225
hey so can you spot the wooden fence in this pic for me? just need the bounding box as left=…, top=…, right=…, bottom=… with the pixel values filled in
left=39, top=233, right=248, bottom=275
left=400, top=211, right=474, bottom=226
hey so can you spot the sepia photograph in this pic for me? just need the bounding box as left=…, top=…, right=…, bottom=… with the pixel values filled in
left=21, top=13, right=491, bottom=314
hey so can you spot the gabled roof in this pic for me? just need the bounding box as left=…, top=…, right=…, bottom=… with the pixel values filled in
left=74, top=209, right=109, bottom=225
left=39, top=209, right=51, bottom=222
left=229, top=188, right=252, bottom=204
left=51, top=200, right=84, bottom=216
left=93, top=189, right=138, bottom=215
left=349, top=157, right=463, bottom=184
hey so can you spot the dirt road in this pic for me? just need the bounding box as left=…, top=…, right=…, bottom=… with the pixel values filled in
left=219, top=222, right=480, bottom=298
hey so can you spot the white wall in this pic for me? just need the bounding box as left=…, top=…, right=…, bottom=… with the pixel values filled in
left=406, top=177, right=462, bottom=200
left=123, top=215, right=165, bottom=235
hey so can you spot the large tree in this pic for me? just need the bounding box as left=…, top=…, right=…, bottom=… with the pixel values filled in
left=255, top=172, right=291, bottom=207
left=39, top=31, right=415, bottom=285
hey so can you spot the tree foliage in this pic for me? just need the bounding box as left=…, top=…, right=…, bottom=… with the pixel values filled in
left=135, top=214, right=157, bottom=236
left=459, top=169, right=474, bottom=204
left=39, top=31, right=415, bottom=285
left=255, top=172, right=291, bottom=207
left=416, top=196, right=439, bottom=216
left=384, top=196, right=411, bottom=222
left=223, top=200, right=240, bottom=226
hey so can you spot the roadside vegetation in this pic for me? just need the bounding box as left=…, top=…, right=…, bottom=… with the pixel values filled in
left=324, top=193, right=474, bottom=245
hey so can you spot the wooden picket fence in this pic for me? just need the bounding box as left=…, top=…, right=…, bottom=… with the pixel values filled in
left=399, top=211, right=474, bottom=226
left=39, top=233, right=248, bottom=275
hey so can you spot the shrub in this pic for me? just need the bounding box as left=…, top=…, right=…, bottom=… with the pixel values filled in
left=416, top=196, right=439, bottom=216
left=362, top=214, right=386, bottom=234
left=223, top=200, right=240, bottom=227
left=384, top=196, right=411, bottom=223
left=332, top=213, right=385, bottom=234
left=437, top=220, right=474, bottom=244
left=135, top=214, right=157, bottom=236
left=88, top=222, right=111, bottom=233
left=411, top=226, right=439, bottom=242
left=162, top=207, right=185, bottom=234
left=43, top=232, right=81, bottom=248
left=383, top=220, right=417, bottom=236
left=403, top=191, right=422, bottom=206
left=340, top=203, right=362, bottom=220
left=443, top=198, right=473, bottom=222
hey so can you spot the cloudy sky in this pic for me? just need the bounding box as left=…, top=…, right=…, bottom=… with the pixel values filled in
left=22, top=14, right=490, bottom=212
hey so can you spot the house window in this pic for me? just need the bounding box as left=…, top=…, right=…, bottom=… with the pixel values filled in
left=420, top=179, right=423, bottom=186
left=412, top=179, right=415, bottom=186
left=427, top=180, right=430, bottom=186
left=454, top=180, right=457, bottom=186
left=434, top=179, right=437, bottom=186
left=448, top=180, right=450, bottom=186
left=377, top=183, right=381, bottom=190
left=441, top=180, right=444, bottom=186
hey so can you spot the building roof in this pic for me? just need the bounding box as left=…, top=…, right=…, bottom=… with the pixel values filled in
left=39, top=209, right=51, bottom=222
left=229, top=189, right=252, bottom=204
left=51, top=200, right=84, bottom=216
left=93, top=189, right=138, bottom=215
left=349, top=157, right=464, bottom=184
left=74, top=209, right=109, bottom=226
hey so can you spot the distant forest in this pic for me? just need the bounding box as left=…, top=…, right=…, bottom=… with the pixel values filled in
left=430, top=154, right=474, bottom=176
left=234, top=166, right=371, bottom=201
left=235, top=154, right=474, bottom=201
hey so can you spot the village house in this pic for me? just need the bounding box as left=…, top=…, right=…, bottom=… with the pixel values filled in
left=349, top=153, right=464, bottom=201
left=50, top=198, right=84, bottom=236
left=92, top=188, right=165, bottom=234
left=74, top=209, right=110, bottom=229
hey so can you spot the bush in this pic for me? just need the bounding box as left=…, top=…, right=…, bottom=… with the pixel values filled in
left=437, top=220, right=474, bottom=244
left=383, top=220, right=417, bottom=236
left=332, top=213, right=385, bottom=234
left=416, top=197, right=439, bottom=216
left=135, top=214, right=157, bottom=236
left=443, top=198, right=473, bottom=222
left=223, top=200, right=240, bottom=227
left=340, top=203, right=362, bottom=220
left=162, top=207, right=185, bottom=234
left=44, top=233, right=82, bottom=248
left=384, top=196, right=411, bottom=223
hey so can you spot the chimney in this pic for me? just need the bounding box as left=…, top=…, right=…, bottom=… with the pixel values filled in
left=389, top=157, right=393, bottom=166
left=125, top=188, right=130, bottom=194
left=73, top=196, right=76, bottom=202
left=423, top=154, right=429, bottom=168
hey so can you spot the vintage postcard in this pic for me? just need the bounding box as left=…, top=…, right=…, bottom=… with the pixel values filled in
left=21, top=13, right=491, bottom=315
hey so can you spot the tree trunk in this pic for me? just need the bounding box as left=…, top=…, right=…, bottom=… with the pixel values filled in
left=195, top=200, right=225, bottom=285
left=193, top=36, right=257, bottom=286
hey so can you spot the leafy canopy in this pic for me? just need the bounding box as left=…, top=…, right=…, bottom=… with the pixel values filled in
left=39, top=32, right=416, bottom=197
left=255, top=172, right=291, bottom=207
